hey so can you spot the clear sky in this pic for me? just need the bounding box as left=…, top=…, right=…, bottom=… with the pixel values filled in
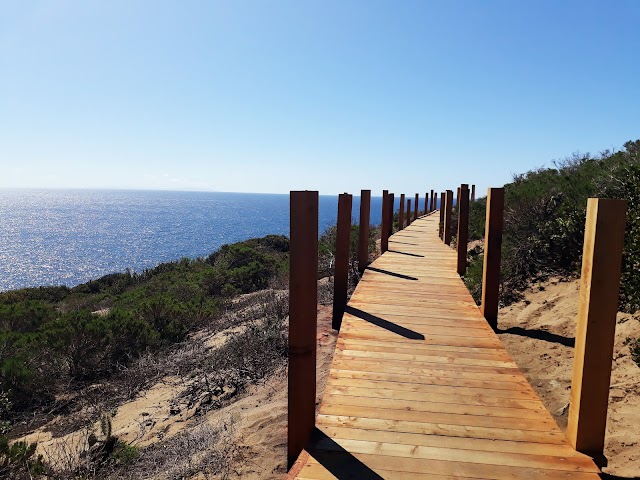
left=1, top=1, right=639, bottom=196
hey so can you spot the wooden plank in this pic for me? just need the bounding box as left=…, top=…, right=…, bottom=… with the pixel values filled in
left=291, top=213, right=600, bottom=478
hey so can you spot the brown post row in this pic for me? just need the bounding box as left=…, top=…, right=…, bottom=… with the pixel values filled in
left=381, top=190, right=389, bottom=253
left=398, top=194, right=405, bottom=230
left=357, top=189, right=371, bottom=274
left=480, top=188, right=505, bottom=330
left=414, top=193, right=419, bottom=220
left=443, top=190, right=454, bottom=245
left=471, top=184, right=476, bottom=202
left=288, top=191, right=318, bottom=469
left=438, top=192, right=445, bottom=237
left=406, top=199, right=412, bottom=226
left=456, top=184, right=470, bottom=276
left=567, top=198, right=627, bottom=463
left=388, top=193, right=395, bottom=237
left=332, top=193, right=352, bottom=331
left=430, top=189, right=434, bottom=211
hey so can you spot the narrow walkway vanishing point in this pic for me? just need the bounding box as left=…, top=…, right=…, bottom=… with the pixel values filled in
left=290, top=212, right=601, bottom=479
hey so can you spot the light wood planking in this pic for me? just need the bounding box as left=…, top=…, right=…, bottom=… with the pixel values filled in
left=289, top=213, right=600, bottom=479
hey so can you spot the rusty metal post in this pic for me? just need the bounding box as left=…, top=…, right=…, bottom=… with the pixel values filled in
left=288, top=191, right=318, bottom=469
left=457, top=184, right=470, bottom=276
left=456, top=187, right=460, bottom=209
left=414, top=193, right=419, bottom=220
left=406, top=199, right=412, bottom=226
left=471, top=184, right=476, bottom=202
left=357, top=190, right=371, bottom=274
left=381, top=190, right=389, bottom=253
left=332, top=193, right=352, bottom=330
left=424, top=193, right=428, bottom=213
left=567, top=198, right=627, bottom=463
left=438, top=192, right=445, bottom=237
left=480, top=188, right=505, bottom=330
left=443, top=190, right=453, bottom=245
left=430, top=189, right=434, bottom=211
left=398, top=194, right=405, bottom=230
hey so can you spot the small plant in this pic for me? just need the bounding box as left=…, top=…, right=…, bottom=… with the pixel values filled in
left=0, top=436, right=46, bottom=477
left=112, top=441, right=139, bottom=465
left=625, top=336, right=640, bottom=367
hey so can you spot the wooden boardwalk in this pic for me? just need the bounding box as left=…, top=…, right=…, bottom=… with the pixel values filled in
left=290, top=213, right=601, bottom=479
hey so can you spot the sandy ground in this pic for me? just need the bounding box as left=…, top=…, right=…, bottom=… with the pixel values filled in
left=214, top=304, right=337, bottom=479
left=498, top=278, right=640, bottom=478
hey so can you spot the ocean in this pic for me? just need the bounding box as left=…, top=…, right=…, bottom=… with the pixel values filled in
left=0, top=189, right=405, bottom=292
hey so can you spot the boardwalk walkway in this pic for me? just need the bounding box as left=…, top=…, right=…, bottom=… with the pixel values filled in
left=290, top=213, right=600, bottom=479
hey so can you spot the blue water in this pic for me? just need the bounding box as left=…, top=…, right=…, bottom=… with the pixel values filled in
left=0, top=189, right=407, bottom=291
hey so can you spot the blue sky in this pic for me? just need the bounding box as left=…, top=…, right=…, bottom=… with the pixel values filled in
left=1, top=1, right=639, bottom=195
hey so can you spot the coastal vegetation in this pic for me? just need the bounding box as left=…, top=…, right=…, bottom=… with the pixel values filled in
left=0, top=220, right=379, bottom=478
left=461, top=139, right=640, bottom=365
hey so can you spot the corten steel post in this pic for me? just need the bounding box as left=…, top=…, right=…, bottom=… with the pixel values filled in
left=406, top=199, right=412, bottom=226
left=471, top=184, right=476, bottom=202
left=332, top=193, right=352, bottom=331
left=480, top=188, right=505, bottom=330
left=567, top=198, right=626, bottom=463
left=381, top=190, right=390, bottom=253
left=398, top=194, right=405, bottom=230
left=288, top=191, right=318, bottom=469
left=414, top=193, right=419, bottom=220
left=388, top=193, right=395, bottom=236
left=438, top=192, right=445, bottom=237
left=430, top=189, right=435, bottom=211
left=456, top=184, right=470, bottom=276
left=424, top=193, right=428, bottom=213
left=456, top=187, right=460, bottom=209
left=357, top=190, right=371, bottom=274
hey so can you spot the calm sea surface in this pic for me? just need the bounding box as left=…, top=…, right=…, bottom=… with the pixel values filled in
left=0, top=189, right=395, bottom=291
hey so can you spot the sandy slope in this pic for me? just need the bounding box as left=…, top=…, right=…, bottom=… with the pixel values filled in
left=498, top=278, right=640, bottom=478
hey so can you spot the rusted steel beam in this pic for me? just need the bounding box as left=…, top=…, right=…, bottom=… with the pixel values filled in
left=288, top=190, right=318, bottom=469
left=398, top=193, right=405, bottom=230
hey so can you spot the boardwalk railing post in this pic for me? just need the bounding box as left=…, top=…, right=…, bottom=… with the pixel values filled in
left=407, top=199, right=412, bottom=226
left=471, top=184, right=476, bottom=202
left=288, top=191, right=318, bottom=469
left=567, top=198, right=626, bottom=464
left=443, top=190, right=453, bottom=245
left=424, top=193, right=428, bottom=213
left=456, top=187, right=460, bottom=209
left=399, top=194, right=405, bottom=230
left=388, top=193, right=395, bottom=236
left=332, top=193, right=353, bottom=331
left=430, top=189, right=434, bottom=212
left=414, top=193, right=419, bottom=220
left=480, top=188, right=504, bottom=330
left=438, top=191, right=445, bottom=237
left=457, top=184, right=470, bottom=276
left=357, top=190, right=371, bottom=274
left=381, top=190, right=389, bottom=253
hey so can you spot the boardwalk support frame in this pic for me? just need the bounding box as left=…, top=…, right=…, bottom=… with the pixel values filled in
left=288, top=191, right=318, bottom=469
left=567, top=198, right=627, bottom=464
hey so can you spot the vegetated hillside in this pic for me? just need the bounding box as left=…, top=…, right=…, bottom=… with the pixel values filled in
left=0, top=220, right=379, bottom=479
left=462, top=139, right=640, bottom=364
